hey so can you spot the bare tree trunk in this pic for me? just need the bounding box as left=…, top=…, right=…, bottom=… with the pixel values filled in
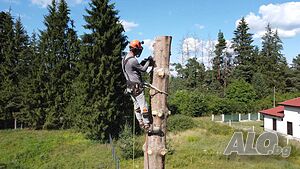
left=144, top=36, right=172, bottom=169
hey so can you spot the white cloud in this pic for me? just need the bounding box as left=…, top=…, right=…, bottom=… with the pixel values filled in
left=240, top=2, right=300, bottom=38
left=195, top=24, right=205, bottom=30
left=142, top=39, right=155, bottom=52
left=31, top=0, right=52, bottom=8
left=180, top=37, right=234, bottom=69
left=31, top=0, right=84, bottom=8
left=120, top=20, right=138, bottom=32
left=181, top=37, right=214, bottom=68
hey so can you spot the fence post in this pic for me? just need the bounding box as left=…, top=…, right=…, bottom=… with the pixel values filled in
left=257, top=113, right=261, bottom=121
left=238, top=114, right=241, bottom=122
left=14, top=118, right=17, bottom=129
left=221, top=114, right=224, bottom=122
left=248, top=113, right=251, bottom=121
left=212, top=114, right=214, bottom=121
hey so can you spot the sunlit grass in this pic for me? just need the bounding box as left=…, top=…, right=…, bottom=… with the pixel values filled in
left=1, top=118, right=300, bottom=169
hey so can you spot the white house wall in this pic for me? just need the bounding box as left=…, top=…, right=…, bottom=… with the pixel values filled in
left=263, top=106, right=300, bottom=140
left=264, top=115, right=273, bottom=131
left=283, top=106, right=300, bottom=139
left=263, top=115, right=283, bottom=132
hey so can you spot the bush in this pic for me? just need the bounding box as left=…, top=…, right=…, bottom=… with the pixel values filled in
left=207, top=123, right=234, bottom=136
left=225, top=79, right=256, bottom=103
left=117, top=124, right=143, bottom=159
left=169, top=90, right=208, bottom=116
left=196, top=118, right=234, bottom=135
left=167, top=114, right=196, bottom=132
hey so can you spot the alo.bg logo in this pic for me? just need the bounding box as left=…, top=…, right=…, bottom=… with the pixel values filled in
left=224, top=132, right=291, bottom=157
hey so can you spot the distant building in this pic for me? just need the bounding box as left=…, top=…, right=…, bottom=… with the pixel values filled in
left=260, top=97, right=300, bottom=140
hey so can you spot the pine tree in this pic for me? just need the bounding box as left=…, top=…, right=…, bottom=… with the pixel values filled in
left=74, top=0, right=129, bottom=141
left=260, top=24, right=287, bottom=91
left=61, top=20, right=80, bottom=128
left=0, top=11, right=17, bottom=128
left=287, top=54, right=300, bottom=91
left=38, top=0, right=79, bottom=129
left=231, top=17, right=255, bottom=82
left=20, top=31, right=43, bottom=128
left=13, top=17, right=31, bottom=125
left=213, top=30, right=227, bottom=86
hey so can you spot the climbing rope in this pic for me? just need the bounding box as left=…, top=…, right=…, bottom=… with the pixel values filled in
left=143, top=82, right=168, bottom=96
left=145, top=133, right=150, bottom=169
left=132, top=111, right=135, bottom=169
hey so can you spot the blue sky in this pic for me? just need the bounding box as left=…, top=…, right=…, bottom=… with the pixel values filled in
left=1, top=0, right=300, bottom=67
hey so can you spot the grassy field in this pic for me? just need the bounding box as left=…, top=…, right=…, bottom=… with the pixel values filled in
left=1, top=118, right=300, bottom=169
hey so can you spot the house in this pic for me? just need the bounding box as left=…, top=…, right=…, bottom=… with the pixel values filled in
left=260, top=97, right=300, bottom=140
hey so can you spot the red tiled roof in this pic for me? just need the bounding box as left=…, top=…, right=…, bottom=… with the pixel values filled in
left=279, top=97, right=300, bottom=108
left=259, top=106, right=284, bottom=118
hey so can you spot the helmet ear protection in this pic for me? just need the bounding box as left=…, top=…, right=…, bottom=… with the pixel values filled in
left=130, top=40, right=144, bottom=57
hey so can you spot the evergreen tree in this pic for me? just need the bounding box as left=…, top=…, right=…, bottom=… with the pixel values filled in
left=287, top=54, right=300, bottom=91
left=0, top=11, right=17, bottom=127
left=260, top=24, right=288, bottom=92
left=231, top=17, right=255, bottom=82
left=173, top=58, right=205, bottom=89
left=38, top=0, right=79, bottom=129
left=213, top=30, right=226, bottom=83
left=74, top=0, right=128, bottom=140
left=62, top=20, right=80, bottom=128
left=20, top=31, right=44, bottom=128
left=13, top=17, right=31, bottom=125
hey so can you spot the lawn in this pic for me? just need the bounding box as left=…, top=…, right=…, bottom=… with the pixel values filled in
left=0, top=130, right=113, bottom=169
left=1, top=117, right=300, bottom=169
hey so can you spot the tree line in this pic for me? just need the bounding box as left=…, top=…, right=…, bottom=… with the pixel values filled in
left=0, top=0, right=131, bottom=141
left=170, top=18, right=300, bottom=116
left=1, top=0, right=300, bottom=141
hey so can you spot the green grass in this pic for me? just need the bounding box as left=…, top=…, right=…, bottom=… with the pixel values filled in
left=1, top=118, right=300, bottom=169
left=119, top=118, right=300, bottom=169
left=0, top=129, right=113, bottom=169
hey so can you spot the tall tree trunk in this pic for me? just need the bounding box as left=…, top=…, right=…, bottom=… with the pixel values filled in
left=144, top=36, right=172, bottom=169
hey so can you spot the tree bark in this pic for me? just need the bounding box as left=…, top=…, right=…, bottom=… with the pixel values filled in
left=144, top=36, right=172, bottom=169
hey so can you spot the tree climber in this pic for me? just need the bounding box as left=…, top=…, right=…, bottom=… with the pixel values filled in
left=122, top=40, right=153, bottom=131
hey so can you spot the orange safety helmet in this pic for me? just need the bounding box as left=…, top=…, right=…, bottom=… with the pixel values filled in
left=129, top=40, right=143, bottom=50
left=129, top=40, right=144, bottom=57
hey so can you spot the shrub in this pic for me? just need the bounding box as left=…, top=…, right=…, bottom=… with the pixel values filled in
left=207, top=123, right=234, bottom=136
left=225, top=79, right=256, bottom=103
left=117, top=124, right=143, bottom=159
left=169, top=90, right=208, bottom=116
left=167, top=114, right=196, bottom=132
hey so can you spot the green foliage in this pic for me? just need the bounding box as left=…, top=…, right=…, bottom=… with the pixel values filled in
left=169, top=90, right=208, bottom=116
left=225, top=79, right=256, bottom=103
left=37, top=0, right=80, bottom=129
left=117, top=124, right=143, bottom=159
left=173, top=58, right=205, bottom=89
left=286, top=54, right=300, bottom=92
left=73, top=0, right=129, bottom=141
left=255, top=92, right=300, bottom=111
left=252, top=72, right=271, bottom=99
left=0, top=11, right=16, bottom=122
left=231, top=17, right=255, bottom=83
left=213, top=30, right=233, bottom=89
left=210, top=98, right=254, bottom=114
left=260, top=24, right=288, bottom=92
left=167, top=114, right=196, bottom=132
